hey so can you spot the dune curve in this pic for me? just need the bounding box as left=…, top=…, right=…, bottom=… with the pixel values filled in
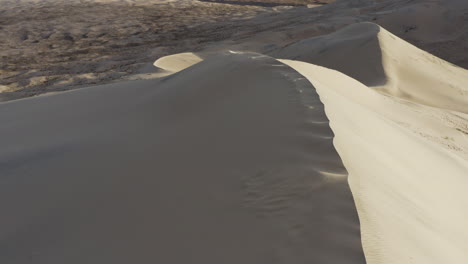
left=0, top=52, right=365, bottom=263
left=154, top=52, right=204, bottom=72
left=282, top=59, right=468, bottom=264
left=273, top=22, right=468, bottom=113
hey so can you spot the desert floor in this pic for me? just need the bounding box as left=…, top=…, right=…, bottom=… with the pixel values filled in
left=1, top=0, right=466, bottom=100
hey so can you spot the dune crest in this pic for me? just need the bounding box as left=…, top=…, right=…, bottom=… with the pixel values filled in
left=151, top=28, right=468, bottom=264
left=276, top=23, right=468, bottom=263
left=0, top=52, right=365, bottom=263
left=283, top=59, right=468, bottom=263
left=273, top=22, right=468, bottom=113
left=1, top=18, right=468, bottom=263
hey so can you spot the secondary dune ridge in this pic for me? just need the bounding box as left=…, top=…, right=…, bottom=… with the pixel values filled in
left=1, top=21, right=468, bottom=263
left=274, top=23, right=468, bottom=113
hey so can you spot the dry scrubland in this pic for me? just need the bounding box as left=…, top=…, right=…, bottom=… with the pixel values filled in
left=0, top=0, right=269, bottom=97
left=0, top=0, right=467, bottom=100
left=198, top=0, right=336, bottom=7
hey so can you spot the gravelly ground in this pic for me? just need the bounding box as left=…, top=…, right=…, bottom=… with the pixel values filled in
left=0, top=0, right=273, bottom=95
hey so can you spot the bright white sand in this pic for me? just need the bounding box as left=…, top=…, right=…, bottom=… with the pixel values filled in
left=283, top=59, right=468, bottom=264
left=273, top=22, right=468, bottom=113
left=154, top=52, right=203, bottom=72
left=280, top=23, right=468, bottom=263
left=375, top=26, right=468, bottom=113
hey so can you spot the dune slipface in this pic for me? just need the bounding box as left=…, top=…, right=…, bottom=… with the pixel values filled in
left=282, top=58, right=468, bottom=263
left=0, top=53, right=365, bottom=263
left=273, top=22, right=468, bottom=113
left=271, top=23, right=387, bottom=87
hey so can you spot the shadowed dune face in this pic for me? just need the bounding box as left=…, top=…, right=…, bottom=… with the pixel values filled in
left=272, top=22, right=468, bottom=113
left=270, top=23, right=386, bottom=86
left=0, top=53, right=365, bottom=263
left=331, top=0, right=468, bottom=67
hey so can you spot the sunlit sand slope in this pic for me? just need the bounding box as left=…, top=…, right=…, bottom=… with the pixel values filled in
left=283, top=59, right=468, bottom=264
left=274, top=22, right=468, bottom=113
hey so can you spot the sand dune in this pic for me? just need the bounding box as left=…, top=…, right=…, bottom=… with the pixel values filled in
left=278, top=22, right=468, bottom=264
left=141, top=21, right=468, bottom=263
left=271, top=23, right=387, bottom=86
left=276, top=26, right=468, bottom=263
left=283, top=60, right=468, bottom=264
left=1, top=1, right=467, bottom=260
left=0, top=52, right=365, bottom=263
left=154, top=52, right=203, bottom=73
left=273, top=22, right=468, bottom=113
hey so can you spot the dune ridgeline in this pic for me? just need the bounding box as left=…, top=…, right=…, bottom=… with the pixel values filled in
left=0, top=22, right=467, bottom=264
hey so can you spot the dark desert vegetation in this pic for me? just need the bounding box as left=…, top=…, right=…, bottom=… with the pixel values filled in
left=198, top=0, right=335, bottom=7
left=0, top=0, right=466, bottom=100
left=0, top=0, right=269, bottom=97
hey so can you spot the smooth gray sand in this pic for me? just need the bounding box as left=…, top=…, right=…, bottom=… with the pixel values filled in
left=0, top=53, right=365, bottom=263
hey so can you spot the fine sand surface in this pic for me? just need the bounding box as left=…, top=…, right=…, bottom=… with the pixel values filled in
left=151, top=22, right=468, bottom=263
left=282, top=24, right=468, bottom=263
left=284, top=60, right=468, bottom=264
left=0, top=53, right=365, bottom=263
